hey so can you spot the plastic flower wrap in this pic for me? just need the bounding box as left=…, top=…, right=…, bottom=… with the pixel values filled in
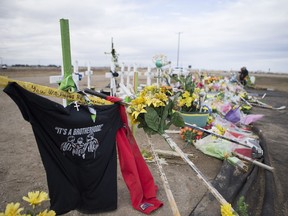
left=128, top=85, right=184, bottom=135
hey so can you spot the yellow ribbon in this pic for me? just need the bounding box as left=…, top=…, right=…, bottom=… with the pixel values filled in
left=0, top=75, right=112, bottom=105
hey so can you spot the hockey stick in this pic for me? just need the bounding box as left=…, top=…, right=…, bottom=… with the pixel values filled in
left=146, top=135, right=181, bottom=216
left=250, top=100, right=286, bottom=110
left=162, top=133, right=239, bottom=215
left=84, top=88, right=129, bottom=106
left=232, top=152, right=274, bottom=172
left=184, top=122, right=263, bottom=158
left=240, top=94, right=285, bottom=110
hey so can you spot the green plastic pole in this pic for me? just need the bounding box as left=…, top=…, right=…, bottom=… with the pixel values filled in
left=60, top=19, right=72, bottom=79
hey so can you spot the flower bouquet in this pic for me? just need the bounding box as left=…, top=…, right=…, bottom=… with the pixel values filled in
left=128, top=85, right=184, bottom=135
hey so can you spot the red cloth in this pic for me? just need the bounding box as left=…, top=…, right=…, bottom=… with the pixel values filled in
left=107, top=96, right=163, bottom=214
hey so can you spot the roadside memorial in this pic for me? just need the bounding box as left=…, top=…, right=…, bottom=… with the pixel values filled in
left=0, top=20, right=164, bottom=215
left=0, top=14, right=281, bottom=214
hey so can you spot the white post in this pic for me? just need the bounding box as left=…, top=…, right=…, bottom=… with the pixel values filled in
left=168, top=65, right=172, bottom=84
left=145, top=66, right=152, bottom=86
left=133, top=64, right=138, bottom=94
left=111, top=77, right=116, bottom=96
left=110, top=63, right=116, bottom=96
left=156, top=68, right=161, bottom=86
left=120, top=63, right=125, bottom=85
left=74, top=60, right=79, bottom=73
left=49, top=64, right=67, bottom=106
left=85, top=63, right=93, bottom=89
left=72, top=60, right=84, bottom=88
left=73, top=60, right=79, bottom=88
left=126, top=65, right=131, bottom=87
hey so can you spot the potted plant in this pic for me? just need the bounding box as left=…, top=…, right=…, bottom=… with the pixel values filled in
left=171, top=75, right=209, bottom=127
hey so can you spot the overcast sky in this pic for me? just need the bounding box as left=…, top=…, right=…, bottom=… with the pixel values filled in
left=1, top=0, right=288, bottom=73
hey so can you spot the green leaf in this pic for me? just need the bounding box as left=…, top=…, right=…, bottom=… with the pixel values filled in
left=145, top=106, right=161, bottom=132
left=137, top=115, right=147, bottom=129
left=143, top=126, right=158, bottom=135
left=171, top=112, right=185, bottom=127
left=159, top=101, right=171, bottom=133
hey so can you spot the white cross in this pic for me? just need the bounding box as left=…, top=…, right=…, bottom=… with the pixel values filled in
left=74, top=101, right=80, bottom=111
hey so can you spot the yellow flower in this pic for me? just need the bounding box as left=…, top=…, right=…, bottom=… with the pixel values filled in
left=131, top=104, right=147, bottom=119
left=154, top=92, right=168, bottom=102
left=145, top=85, right=156, bottom=92
left=182, top=91, right=190, bottom=98
left=178, top=98, right=186, bottom=107
left=0, top=202, right=24, bottom=216
left=145, top=97, right=153, bottom=106
left=215, top=124, right=226, bottom=135
left=36, top=210, right=56, bottom=216
left=207, top=116, right=214, bottom=124
left=184, top=97, right=193, bottom=107
left=151, top=98, right=165, bottom=107
left=22, top=191, right=49, bottom=208
left=194, top=87, right=201, bottom=93
left=130, top=96, right=145, bottom=106
left=241, top=105, right=252, bottom=111
left=220, top=203, right=234, bottom=216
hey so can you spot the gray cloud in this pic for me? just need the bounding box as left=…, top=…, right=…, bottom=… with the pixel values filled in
left=0, top=0, right=288, bottom=72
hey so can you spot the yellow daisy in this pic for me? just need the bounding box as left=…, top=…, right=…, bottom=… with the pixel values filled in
left=0, top=202, right=24, bottom=216
left=220, top=203, right=234, bottom=216
left=23, top=191, right=49, bottom=208
left=36, top=210, right=56, bottom=216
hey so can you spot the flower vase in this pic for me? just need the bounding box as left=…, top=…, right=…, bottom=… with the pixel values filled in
left=180, top=111, right=209, bottom=128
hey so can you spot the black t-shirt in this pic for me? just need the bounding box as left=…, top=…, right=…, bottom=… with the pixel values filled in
left=4, top=83, right=122, bottom=215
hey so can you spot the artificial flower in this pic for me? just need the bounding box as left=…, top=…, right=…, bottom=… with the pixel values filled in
left=0, top=202, right=24, bottom=216
left=180, top=127, right=203, bottom=145
left=131, top=104, right=147, bottom=120
left=23, top=191, right=49, bottom=208
left=220, top=203, right=235, bottom=216
left=36, top=210, right=56, bottom=216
